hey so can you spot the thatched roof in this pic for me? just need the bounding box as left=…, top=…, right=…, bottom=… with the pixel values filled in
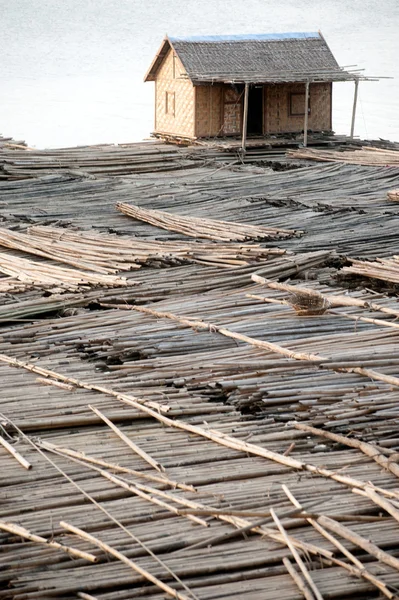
left=144, top=32, right=364, bottom=84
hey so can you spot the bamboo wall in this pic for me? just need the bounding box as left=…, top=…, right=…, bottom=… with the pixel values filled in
left=195, top=85, right=224, bottom=138
left=264, top=82, right=332, bottom=134
left=154, top=49, right=195, bottom=138
left=154, top=55, right=332, bottom=139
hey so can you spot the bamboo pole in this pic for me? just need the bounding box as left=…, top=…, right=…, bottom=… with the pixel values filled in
left=283, top=557, right=315, bottom=600
left=0, top=352, right=168, bottom=413
left=100, top=303, right=323, bottom=362
left=251, top=275, right=399, bottom=318
left=100, top=470, right=207, bottom=527
left=1, top=414, right=198, bottom=600
left=270, top=508, right=323, bottom=600
left=354, top=486, right=399, bottom=525
left=350, top=79, right=359, bottom=139
left=318, top=515, right=399, bottom=573
left=241, top=83, right=249, bottom=155
left=283, top=486, right=395, bottom=600
left=289, top=422, right=399, bottom=478
left=0, top=436, right=31, bottom=469
left=117, top=394, right=399, bottom=502
left=0, top=520, right=97, bottom=563
left=303, top=81, right=310, bottom=147
left=101, top=302, right=399, bottom=390
left=89, top=405, right=165, bottom=473
left=38, top=440, right=194, bottom=491
left=60, top=521, right=191, bottom=600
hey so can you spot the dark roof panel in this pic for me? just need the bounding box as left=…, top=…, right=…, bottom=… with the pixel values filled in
left=144, top=32, right=364, bottom=84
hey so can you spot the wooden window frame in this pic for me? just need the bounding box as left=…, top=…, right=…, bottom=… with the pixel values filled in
left=165, top=91, right=175, bottom=117
left=289, top=92, right=311, bottom=117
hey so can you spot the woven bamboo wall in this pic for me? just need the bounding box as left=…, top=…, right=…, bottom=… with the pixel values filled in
left=195, top=86, right=224, bottom=137
left=264, top=82, right=332, bottom=133
left=154, top=49, right=195, bottom=138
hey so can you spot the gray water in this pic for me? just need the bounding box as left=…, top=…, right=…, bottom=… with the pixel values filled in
left=1, top=0, right=398, bottom=148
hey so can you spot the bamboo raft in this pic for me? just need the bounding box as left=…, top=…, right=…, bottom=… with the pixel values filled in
left=287, top=146, right=399, bottom=166
left=1, top=140, right=399, bottom=600
left=1, top=161, right=398, bottom=259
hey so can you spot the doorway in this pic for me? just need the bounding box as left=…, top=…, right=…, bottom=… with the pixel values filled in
left=247, top=85, right=264, bottom=135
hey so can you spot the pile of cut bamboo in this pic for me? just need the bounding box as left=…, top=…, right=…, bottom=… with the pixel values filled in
left=342, top=256, right=399, bottom=285
left=0, top=251, right=129, bottom=290
left=287, top=146, right=399, bottom=166
left=116, top=202, right=298, bottom=242
left=0, top=226, right=287, bottom=273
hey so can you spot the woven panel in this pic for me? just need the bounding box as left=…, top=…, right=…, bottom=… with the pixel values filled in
left=195, top=86, right=223, bottom=137
left=155, top=49, right=195, bottom=138
left=264, top=82, right=331, bottom=133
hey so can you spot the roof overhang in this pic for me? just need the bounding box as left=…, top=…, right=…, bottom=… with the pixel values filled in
left=144, top=37, right=173, bottom=82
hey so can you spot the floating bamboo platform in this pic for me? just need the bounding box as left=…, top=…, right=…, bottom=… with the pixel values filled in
left=287, top=145, right=399, bottom=166
left=1, top=139, right=399, bottom=600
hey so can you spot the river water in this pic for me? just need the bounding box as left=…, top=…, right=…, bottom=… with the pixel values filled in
left=1, top=0, right=398, bottom=148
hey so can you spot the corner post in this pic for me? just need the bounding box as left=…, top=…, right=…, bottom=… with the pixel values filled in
left=350, top=79, right=359, bottom=139
left=303, top=81, right=310, bottom=147
left=241, top=83, right=249, bottom=154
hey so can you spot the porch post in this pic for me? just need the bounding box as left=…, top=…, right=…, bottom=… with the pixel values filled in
left=350, top=79, right=359, bottom=139
left=241, top=82, right=249, bottom=154
left=303, top=81, right=310, bottom=147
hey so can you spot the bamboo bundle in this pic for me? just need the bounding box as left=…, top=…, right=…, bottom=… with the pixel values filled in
left=287, top=146, right=399, bottom=166
left=0, top=251, right=129, bottom=290
left=0, top=226, right=288, bottom=273
left=342, top=256, right=399, bottom=285
left=116, top=202, right=297, bottom=242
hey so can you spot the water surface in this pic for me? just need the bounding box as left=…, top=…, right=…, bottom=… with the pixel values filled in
left=1, top=0, right=397, bottom=147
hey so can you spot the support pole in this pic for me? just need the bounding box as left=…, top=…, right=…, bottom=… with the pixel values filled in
left=303, top=81, right=310, bottom=147
left=350, top=79, right=359, bottom=139
left=241, top=83, right=249, bottom=155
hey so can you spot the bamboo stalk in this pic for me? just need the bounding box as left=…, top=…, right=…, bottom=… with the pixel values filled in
left=99, top=303, right=399, bottom=390
left=38, top=440, right=194, bottom=491
left=1, top=415, right=197, bottom=600
left=318, top=515, right=399, bottom=572
left=289, top=422, right=399, bottom=478
left=270, top=508, right=324, bottom=600
left=0, top=520, right=97, bottom=563
left=89, top=405, right=165, bottom=473
left=99, top=303, right=323, bottom=363
left=100, top=470, right=207, bottom=527
left=0, top=436, right=31, bottom=469
left=283, top=557, right=316, bottom=600
left=354, top=486, right=399, bottom=525
left=0, top=352, right=168, bottom=413
left=60, top=521, right=191, bottom=600
left=283, top=486, right=395, bottom=599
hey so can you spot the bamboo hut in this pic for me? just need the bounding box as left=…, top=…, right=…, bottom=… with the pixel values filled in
left=144, top=32, right=371, bottom=150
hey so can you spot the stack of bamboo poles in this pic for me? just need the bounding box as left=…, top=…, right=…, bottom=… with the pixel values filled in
left=0, top=251, right=129, bottom=290
left=18, top=225, right=286, bottom=269
left=342, top=256, right=399, bottom=285
left=116, top=202, right=298, bottom=242
left=287, top=146, right=399, bottom=166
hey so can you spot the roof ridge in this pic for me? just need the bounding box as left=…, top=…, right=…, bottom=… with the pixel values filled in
left=169, top=32, right=321, bottom=43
